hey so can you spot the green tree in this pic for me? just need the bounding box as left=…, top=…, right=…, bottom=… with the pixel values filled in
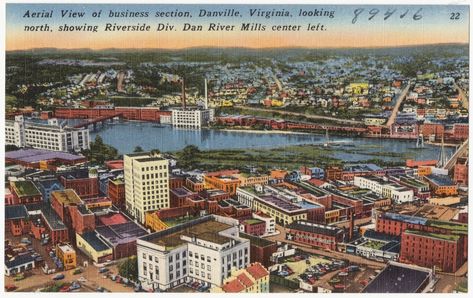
left=177, top=145, right=200, bottom=169
left=133, top=146, right=144, bottom=153
left=118, top=256, right=138, bottom=281
left=81, top=135, right=119, bottom=165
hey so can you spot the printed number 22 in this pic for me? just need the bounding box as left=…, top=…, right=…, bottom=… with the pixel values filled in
left=450, top=12, right=460, bottom=20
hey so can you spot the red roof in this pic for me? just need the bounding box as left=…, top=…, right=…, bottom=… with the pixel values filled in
left=105, top=160, right=124, bottom=170
left=308, top=178, right=325, bottom=187
left=246, top=263, right=269, bottom=280
left=236, top=272, right=254, bottom=288
left=222, top=279, right=245, bottom=293
left=98, top=213, right=128, bottom=226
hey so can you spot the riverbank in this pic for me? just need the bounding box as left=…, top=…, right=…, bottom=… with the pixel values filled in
left=171, top=143, right=409, bottom=173
left=219, top=128, right=318, bottom=136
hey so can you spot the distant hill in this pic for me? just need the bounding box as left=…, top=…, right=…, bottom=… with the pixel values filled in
left=7, top=43, right=468, bottom=57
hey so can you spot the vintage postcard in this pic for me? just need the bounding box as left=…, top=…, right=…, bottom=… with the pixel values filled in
left=3, top=1, right=470, bottom=295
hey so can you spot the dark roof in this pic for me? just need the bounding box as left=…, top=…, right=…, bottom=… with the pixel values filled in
left=80, top=232, right=112, bottom=252
left=363, top=263, right=430, bottom=293
left=5, top=205, right=28, bottom=220
left=96, top=221, right=148, bottom=246
left=35, top=178, right=63, bottom=190
left=240, top=233, right=275, bottom=247
left=41, top=206, right=67, bottom=230
left=5, top=148, right=85, bottom=163
left=364, top=230, right=400, bottom=242
left=25, top=202, right=47, bottom=212
left=425, top=174, right=455, bottom=186
left=5, top=253, right=35, bottom=269
left=287, top=220, right=343, bottom=237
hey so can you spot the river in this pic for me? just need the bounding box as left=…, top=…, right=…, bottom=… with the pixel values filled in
left=83, top=120, right=454, bottom=163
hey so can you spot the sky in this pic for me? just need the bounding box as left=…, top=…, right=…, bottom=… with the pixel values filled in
left=6, top=4, right=470, bottom=50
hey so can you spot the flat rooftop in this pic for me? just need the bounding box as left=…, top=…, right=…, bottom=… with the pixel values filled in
left=425, top=174, right=455, bottom=186
left=344, top=163, right=382, bottom=173
left=171, top=187, right=196, bottom=197
left=413, top=204, right=458, bottom=221
left=404, top=229, right=460, bottom=241
left=96, top=221, right=148, bottom=246
left=381, top=212, right=467, bottom=235
left=258, top=195, right=304, bottom=212
left=5, top=148, right=85, bottom=163
left=80, top=231, right=111, bottom=252
left=11, top=180, right=41, bottom=197
left=287, top=220, right=343, bottom=237
left=363, top=263, right=431, bottom=293
left=5, top=205, right=28, bottom=220
left=240, top=232, right=275, bottom=247
left=57, top=244, right=75, bottom=253
left=51, top=189, right=82, bottom=205
left=141, top=216, right=233, bottom=250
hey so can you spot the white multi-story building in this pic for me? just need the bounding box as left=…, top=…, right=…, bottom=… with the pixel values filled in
left=171, top=108, right=214, bottom=129
left=171, top=78, right=214, bottom=129
left=354, top=175, right=414, bottom=203
left=136, top=215, right=250, bottom=291
left=124, top=152, right=170, bottom=224
left=252, top=212, right=276, bottom=235
left=5, top=116, right=89, bottom=152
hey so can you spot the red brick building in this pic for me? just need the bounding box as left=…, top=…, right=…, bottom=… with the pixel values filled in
left=285, top=221, right=345, bottom=251
left=8, top=181, right=43, bottom=205
left=69, top=205, right=96, bottom=234
left=60, top=173, right=99, bottom=198
left=420, top=123, right=444, bottom=140
left=5, top=205, right=30, bottom=236
left=50, top=189, right=83, bottom=225
left=54, top=107, right=171, bottom=122
left=400, top=230, right=465, bottom=273
left=170, top=187, right=198, bottom=208
left=170, top=176, right=186, bottom=189
left=453, top=158, right=468, bottom=185
left=452, top=124, right=468, bottom=140
left=185, top=177, right=205, bottom=192
left=376, top=212, right=468, bottom=272
left=240, top=219, right=266, bottom=236
left=108, top=178, right=125, bottom=208
left=240, top=233, right=278, bottom=268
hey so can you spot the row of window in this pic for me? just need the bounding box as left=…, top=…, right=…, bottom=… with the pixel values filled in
left=141, top=165, right=167, bottom=171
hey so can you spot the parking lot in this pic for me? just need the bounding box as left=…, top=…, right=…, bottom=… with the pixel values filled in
left=272, top=250, right=380, bottom=293
left=5, top=232, right=135, bottom=293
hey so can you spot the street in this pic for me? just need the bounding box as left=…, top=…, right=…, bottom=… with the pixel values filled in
left=385, top=83, right=411, bottom=127
left=266, top=225, right=386, bottom=269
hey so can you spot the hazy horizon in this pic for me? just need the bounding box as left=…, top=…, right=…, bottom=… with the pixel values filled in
left=6, top=42, right=469, bottom=53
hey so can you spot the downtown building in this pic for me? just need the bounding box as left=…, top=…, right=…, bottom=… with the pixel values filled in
left=136, top=215, right=250, bottom=291
left=354, top=175, right=414, bottom=203
left=5, top=116, right=89, bottom=152
left=124, top=152, right=170, bottom=224
left=375, top=212, right=467, bottom=273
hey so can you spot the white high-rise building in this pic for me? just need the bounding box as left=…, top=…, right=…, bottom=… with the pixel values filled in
left=5, top=116, right=89, bottom=152
left=124, top=152, right=170, bottom=223
left=137, top=215, right=250, bottom=291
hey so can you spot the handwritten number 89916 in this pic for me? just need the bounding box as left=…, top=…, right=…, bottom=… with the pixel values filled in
left=351, top=8, right=423, bottom=24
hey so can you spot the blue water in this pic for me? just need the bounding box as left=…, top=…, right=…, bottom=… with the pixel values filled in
left=82, top=120, right=454, bottom=163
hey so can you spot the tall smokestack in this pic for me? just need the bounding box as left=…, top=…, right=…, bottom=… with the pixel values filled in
left=348, top=211, right=354, bottom=241
left=181, top=78, right=186, bottom=109
left=204, top=78, right=208, bottom=109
